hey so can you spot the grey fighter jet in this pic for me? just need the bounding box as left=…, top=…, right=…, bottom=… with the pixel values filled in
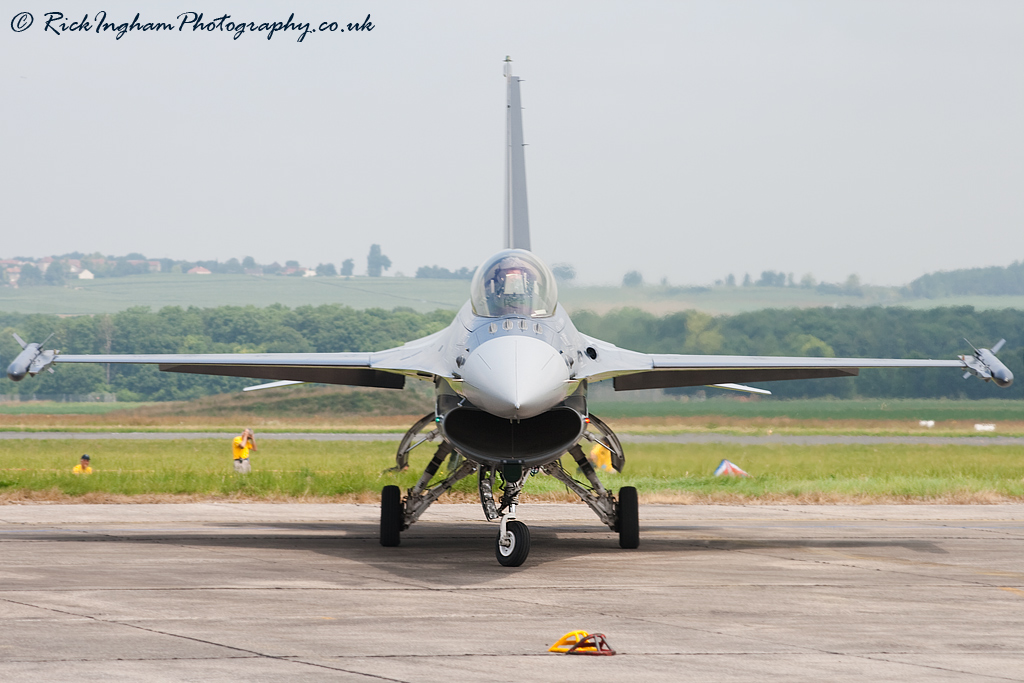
left=8, top=58, right=1013, bottom=567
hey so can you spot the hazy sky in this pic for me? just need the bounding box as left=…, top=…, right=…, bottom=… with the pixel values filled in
left=3, top=1, right=1022, bottom=286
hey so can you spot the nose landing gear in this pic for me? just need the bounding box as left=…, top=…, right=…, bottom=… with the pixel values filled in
left=483, top=463, right=532, bottom=566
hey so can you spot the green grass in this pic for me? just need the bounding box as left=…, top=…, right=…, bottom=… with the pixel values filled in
left=2, top=439, right=1022, bottom=500
left=6, top=273, right=1024, bottom=316
left=0, top=402, right=154, bottom=415
left=0, top=275, right=468, bottom=315
left=589, top=398, right=1024, bottom=422
left=615, top=443, right=1024, bottom=499
left=0, top=439, right=404, bottom=498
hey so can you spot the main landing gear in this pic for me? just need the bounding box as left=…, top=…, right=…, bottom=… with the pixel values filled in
left=378, top=439, right=477, bottom=549
left=379, top=413, right=638, bottom=565
left=541, top=444, right=639, bottom=549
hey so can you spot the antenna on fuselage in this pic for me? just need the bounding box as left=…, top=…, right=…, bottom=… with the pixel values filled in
left=504, top=56, right=531, bottom=252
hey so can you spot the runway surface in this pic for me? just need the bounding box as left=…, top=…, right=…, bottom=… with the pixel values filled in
left=1, top=503, right=1022, bottom=682
left=3, top=431, right=1024, bottom=445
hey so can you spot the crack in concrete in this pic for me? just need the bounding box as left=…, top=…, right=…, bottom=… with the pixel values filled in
left=0, top=596, right=410, bottom=682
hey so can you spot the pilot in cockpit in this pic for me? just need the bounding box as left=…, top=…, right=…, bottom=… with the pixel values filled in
left=487, top=263, right=533, bottom=315
left=471, top=249, right=557, bottom=319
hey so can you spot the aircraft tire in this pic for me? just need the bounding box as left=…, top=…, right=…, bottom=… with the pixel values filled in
left=617, top=486, right=640, bottom=549
left=380, top=485, right=403, bottom=547
left=495, top=520, right=530, bottom=567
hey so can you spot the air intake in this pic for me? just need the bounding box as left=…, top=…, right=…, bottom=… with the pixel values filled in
left=441, top=406, right=585, bottom=467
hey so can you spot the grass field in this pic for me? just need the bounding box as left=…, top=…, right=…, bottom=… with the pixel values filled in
left=2, top=438, right=1022, bottom=503
left=5, top=273, right=1024, bottom=316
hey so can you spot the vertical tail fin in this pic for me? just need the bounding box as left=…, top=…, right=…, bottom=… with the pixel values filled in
left=504, top=57, right=531, bottom=251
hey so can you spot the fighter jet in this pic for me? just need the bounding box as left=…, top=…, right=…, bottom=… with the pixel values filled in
left=7, top=58, right=1013, bottom=567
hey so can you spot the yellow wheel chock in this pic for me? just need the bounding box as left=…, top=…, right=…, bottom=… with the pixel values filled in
left=549, top=631, right=590, bottom=653
left=548, top=630, right=616, bottom=655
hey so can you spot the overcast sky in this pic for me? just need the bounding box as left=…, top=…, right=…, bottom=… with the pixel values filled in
left=3, top=1, right=1022, bottom=286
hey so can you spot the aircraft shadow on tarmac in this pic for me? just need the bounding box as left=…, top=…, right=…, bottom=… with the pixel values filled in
left=8, top=520, right=948, bottom=585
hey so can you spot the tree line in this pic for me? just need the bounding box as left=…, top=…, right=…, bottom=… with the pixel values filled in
left=571, top=306, right=1023, bottom=399
left=5, top=246, right=477, bottom=286
left=0, top=305, right=452, bottom=401
left=1, top=305, right=1020, bottom=401
left=907, top=261, right=1024, bottom=298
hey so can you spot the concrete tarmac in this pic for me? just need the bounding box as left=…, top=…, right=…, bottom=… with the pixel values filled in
left=1, top=503, right=1023, bottom=682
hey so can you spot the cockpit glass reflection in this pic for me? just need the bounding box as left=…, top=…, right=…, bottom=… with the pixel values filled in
left=470, top=249, right=558, bottom=318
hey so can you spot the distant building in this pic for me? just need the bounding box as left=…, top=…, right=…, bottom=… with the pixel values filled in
left=147, top=260, right=162, bottom=272
left=187, top=266, right=212, bottom=275
left=5, top=267, right=21, bottom=284
left=301, top=268, right=316, bottom=277
left=78, top=269, right=95, bottom=280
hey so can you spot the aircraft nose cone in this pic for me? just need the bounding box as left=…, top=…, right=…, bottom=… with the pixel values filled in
left=459, top=334, right=569, bottom=419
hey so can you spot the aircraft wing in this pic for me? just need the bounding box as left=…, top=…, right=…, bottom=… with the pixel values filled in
left=23, top=329, right=453, bottom=389
left=575, top=335, right=971, bottom=391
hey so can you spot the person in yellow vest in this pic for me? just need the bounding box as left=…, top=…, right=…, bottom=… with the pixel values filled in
left=232, top=429, right=256, bottom=473
left=588, top=443, right=614, bottom=473
left=72, top=454, right=92, bottom=475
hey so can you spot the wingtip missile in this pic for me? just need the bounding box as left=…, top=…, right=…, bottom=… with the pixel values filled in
left=960, top=340, right=1013, bottom=388
left=7, top=343, right=39, bottom=381
left=6, top=334, right=58, bottom=382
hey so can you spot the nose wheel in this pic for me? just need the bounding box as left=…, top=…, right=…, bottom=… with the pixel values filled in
left=495, top=519, right=530, bottom=566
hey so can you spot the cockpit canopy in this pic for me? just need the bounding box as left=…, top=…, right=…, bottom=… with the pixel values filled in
left=470, top=249, right=558, bottom=318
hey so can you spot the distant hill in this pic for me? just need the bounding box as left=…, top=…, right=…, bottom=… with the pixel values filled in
left=5, top=273, right=1024, bottom=317
left=908, top=262, right=1024, bottom=298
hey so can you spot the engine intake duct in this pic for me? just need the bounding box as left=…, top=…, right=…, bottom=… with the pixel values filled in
left=441, top=406, right=585, bottom=467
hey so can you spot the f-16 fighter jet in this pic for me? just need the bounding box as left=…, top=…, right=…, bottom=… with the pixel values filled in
left=8, top=58, right=1012, bottom=566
